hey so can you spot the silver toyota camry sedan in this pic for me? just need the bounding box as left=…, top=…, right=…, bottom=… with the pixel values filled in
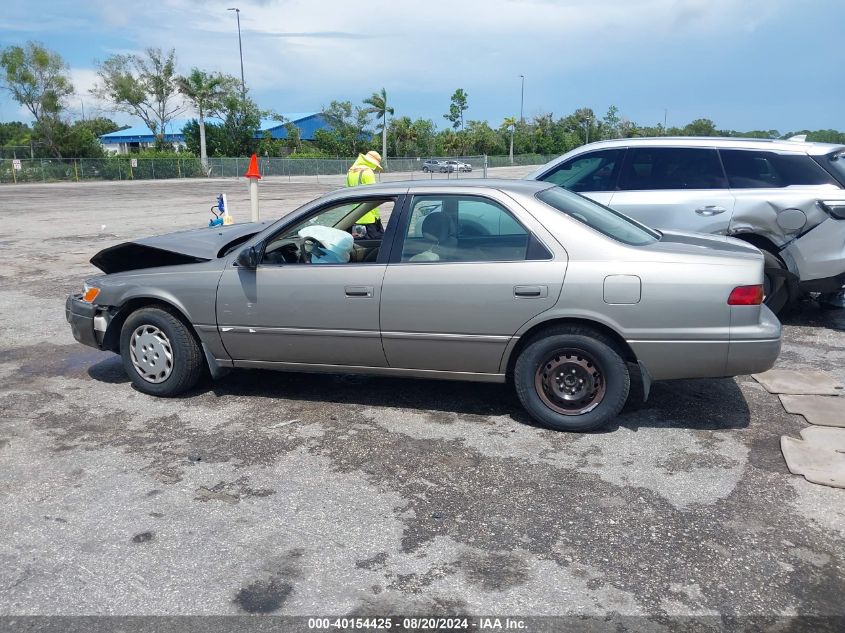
left=66, top=180, right=781, bottom=431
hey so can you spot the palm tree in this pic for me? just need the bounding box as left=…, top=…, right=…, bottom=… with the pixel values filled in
left=176, top=68, right=235, bottom=172
left=363, top=88, right=394, bottom=162
left=503, top=116, right=517, bottom=165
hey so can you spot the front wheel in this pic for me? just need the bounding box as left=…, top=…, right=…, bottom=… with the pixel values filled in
left=120, top=306, right=204, bottom=397
left=514, top=327, right=630, bottom=432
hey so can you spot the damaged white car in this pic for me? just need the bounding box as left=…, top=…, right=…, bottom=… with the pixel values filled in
left=527, top=137, right=845, bottom=313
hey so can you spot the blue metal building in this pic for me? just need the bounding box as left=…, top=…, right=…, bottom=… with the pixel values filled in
left=99, top=112, right=328, bottom=153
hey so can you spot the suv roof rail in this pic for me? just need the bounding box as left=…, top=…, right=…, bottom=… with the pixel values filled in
left=787, top=134, right=808, bottom=142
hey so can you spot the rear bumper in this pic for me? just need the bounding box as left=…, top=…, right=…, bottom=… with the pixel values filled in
left=627, top=306, right=782, bottom=381
left=726, top=306, right=782, bottom=375
left=65, top=294, right=101, bottom=349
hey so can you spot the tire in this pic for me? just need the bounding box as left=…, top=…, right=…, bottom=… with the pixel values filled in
left=120, top=306, right=204, bottom=397
left=762, top=250, right=789, bottom=315
left=423, top=166, right=430, bottom=173
left=440, top=167, right=447, bottom=173
left=514, top=326, right=630, bottom=432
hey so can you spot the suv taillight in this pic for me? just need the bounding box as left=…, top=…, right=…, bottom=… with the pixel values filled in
left=728, top=285, right=764, bottom=305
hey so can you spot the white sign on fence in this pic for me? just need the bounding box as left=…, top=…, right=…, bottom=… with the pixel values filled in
left=130, top=158, right=138, bottom=168
left=12, top=159, right=21, bottom=171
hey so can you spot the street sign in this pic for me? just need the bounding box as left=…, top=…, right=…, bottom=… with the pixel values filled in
left=130, top=158, right=138, bottom=168
left=12, top=159, right=21, bottom=171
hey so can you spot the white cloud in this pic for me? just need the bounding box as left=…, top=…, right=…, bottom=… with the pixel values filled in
left=103, top=0, right=787, bottom=97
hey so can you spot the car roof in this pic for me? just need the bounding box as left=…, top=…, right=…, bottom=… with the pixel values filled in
left=324, top=178, right=554, bottom=199
left=569, top=136, right=845, bottom=156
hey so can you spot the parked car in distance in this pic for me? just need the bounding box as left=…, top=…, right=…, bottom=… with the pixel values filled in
left=67, top=180, right=781, bottom=432
left=445, top=159, right=472, bottom=172
left=526, top=137, right=845, bottom=313
left=422, top=159, right=453, bottom=173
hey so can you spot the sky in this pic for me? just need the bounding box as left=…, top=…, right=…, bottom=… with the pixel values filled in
left=1, top=0, right=843, bottom=133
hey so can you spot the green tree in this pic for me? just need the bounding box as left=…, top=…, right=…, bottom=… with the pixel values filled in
left=93, top=47, right=183, bottom=149
left=602, top=105, right=621, bottom=140
left=682, top=118, right=718, bottom=136
left=218, top=93, right=264, bottom=156
left=183, top=119, right=225, bottom=157
left=363, top=88, right=394, bottom=161
left=444, top=88, right=469, bottom=131
left=0, top=41, right=74, bottom=157
left=317, top=100, right=372, bottom=156
left=176, top=68, right=239, bottom=171
left=465, top=120, right=503, bottom=155
left=502, top=116, right=517, bottom=164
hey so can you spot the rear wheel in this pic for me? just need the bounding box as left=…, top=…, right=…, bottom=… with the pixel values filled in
left=514, top=326, right=629, bottom=432
left=120, top=307, right=204, bottom=397
left=423, top=166, right=430, bottom=173
left=762, top=250, right=790, bottom=314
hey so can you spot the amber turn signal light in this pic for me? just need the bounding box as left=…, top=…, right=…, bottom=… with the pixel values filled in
left=82, top=287, right=100, bottom=303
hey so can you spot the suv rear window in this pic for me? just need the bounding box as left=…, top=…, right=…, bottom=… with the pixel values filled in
left=720, top=149, right=838, bottom=188
left=536, top=187, right=659, bottom=246
left=618, top=148, right=727, bottom=190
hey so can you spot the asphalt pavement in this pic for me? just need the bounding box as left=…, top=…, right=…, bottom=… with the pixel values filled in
left=0, top=175, right=843, bottom=626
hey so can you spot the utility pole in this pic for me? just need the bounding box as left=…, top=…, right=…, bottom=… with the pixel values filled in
left=228, top=7, right=246, bottom=99
left=81, top=99, right=85, bottom=121
left=519, top=74, right=525, bottom=123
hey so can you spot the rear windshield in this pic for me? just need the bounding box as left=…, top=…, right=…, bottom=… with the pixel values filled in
left=816, top=151, right=845, bottom=187
left=535, top=187, right=660, bottom=246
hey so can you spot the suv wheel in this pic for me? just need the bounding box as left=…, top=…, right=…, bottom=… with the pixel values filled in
left=423, top=166, right=430, bottom=173
left=761, top=250, right=790, bottom=314
left=120, top=307, right=204, bottom=397
left=514, top=326, right=630, bottom=432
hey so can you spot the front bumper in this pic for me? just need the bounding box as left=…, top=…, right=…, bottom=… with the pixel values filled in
left=65, top=294, right=101, bottom=349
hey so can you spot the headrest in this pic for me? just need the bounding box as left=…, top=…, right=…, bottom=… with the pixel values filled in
left=420, top=212, right=455, bottom=242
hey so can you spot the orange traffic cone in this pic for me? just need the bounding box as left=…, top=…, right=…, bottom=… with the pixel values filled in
left=244, top=153, right=261, bottom=179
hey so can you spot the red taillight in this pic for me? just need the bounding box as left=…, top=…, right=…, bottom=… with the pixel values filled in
left=728, top=285, right=764, bottom=305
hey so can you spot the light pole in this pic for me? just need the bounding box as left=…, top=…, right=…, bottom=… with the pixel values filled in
left=228, top=7, right=246, bottom=99
left=519, top=74, right=525, bottom=123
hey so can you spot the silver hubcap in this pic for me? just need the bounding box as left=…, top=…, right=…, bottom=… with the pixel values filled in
left=130, top=325, right=173, bottom=383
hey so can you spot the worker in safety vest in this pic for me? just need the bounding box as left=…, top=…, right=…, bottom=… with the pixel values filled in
left=346, top=150, right=384, bottom=238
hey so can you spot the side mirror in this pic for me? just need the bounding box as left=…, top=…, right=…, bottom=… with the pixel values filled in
left=236, top=245, right=259, bottom=268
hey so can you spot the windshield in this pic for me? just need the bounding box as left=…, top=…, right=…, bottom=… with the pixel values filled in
left=535, top=186, right=660, bottom=246
left=818, top=151, right=845, bottom=187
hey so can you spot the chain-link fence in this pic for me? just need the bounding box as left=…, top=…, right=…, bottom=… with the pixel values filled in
left=0, top=154, right=557, bottom=184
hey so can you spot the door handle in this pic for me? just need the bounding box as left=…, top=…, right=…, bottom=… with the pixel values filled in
left=514, top=285, right=548, bottom=298
left=695, top=206, right=727, bottom=216
left=345, top=285, right=373, bottom=298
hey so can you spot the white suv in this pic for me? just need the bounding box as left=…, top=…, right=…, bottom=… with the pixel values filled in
left=526, top=137, right=845, bottom=312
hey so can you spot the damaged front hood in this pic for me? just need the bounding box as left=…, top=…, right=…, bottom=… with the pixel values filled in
left=91, top=222, right=269, bottom=274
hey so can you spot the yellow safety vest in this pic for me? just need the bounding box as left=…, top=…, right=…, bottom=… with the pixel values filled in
left=346, top=165, right=380, bottom=224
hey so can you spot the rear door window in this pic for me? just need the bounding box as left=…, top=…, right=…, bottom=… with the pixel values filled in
left=720, top=149, right=839, bottom=188
left=618, top=148, right=727, bottom=190
left=539, top=149, right=624, bottom=192
left=400, top=195, right=530, bottom=262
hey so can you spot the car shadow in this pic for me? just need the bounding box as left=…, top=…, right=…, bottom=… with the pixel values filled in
left=87, top=355, right=130, bottom=384
left=85, top=355, right=750, bottom=432
left=191, top=367, right=749, bottom=432
left=779, top=299, right=845, bottom=332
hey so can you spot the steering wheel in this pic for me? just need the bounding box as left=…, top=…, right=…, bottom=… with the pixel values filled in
left=300, top=236, right=328, bottom=263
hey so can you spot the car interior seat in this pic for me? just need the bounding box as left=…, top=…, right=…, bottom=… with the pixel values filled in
left=408, top=211, right=458, bottom=261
